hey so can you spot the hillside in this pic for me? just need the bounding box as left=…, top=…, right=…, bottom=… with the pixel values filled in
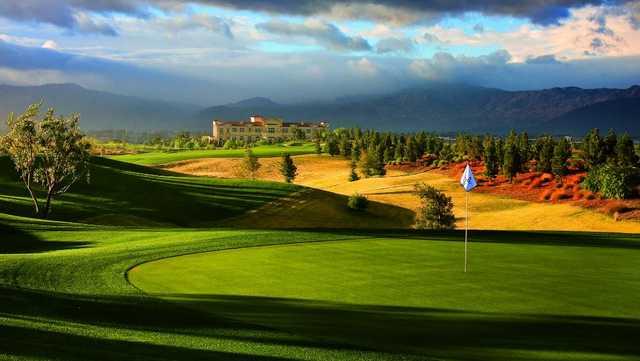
left=198, top=84, right=640, bottom=135
left=0, top=84, right=200, bottom=131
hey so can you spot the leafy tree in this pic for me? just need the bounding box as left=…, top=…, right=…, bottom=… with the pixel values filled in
left=1, top=103, right=91, bottom=217
left=483, top=135, right=499, bottom=178
left=583, top=128, right=605, bottom=169
left=348, top=160, right=360, bottom=181
left=414, top=183, right=455, bottom=230
left=502, top=131, right=521, bottom=182
left=351, top=142, right=362, bottom=162
left=240, top=148, right=260, bottom=179
left=279, top=153, right=297, bottom=183
left=552, top=137, right=572, bottom=177
left=583, top=165, right=639, bottom=199
left=616, top=133, right=638, bottom=167
left=338, top=137, right=352, bottom=157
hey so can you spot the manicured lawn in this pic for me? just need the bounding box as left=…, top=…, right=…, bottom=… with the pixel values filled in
left=110, top=144, right=317, bottom=165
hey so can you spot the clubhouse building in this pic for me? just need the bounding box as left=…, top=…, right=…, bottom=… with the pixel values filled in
left=212, top=115, right=328, bottom=142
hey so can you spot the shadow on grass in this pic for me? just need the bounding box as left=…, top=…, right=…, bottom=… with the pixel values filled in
left=1, top=284, right=639, bottom=360
left=0, top=223, right=91, bottom=254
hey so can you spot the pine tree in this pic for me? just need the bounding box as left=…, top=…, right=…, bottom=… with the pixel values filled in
left=537, top=136, right=555, bottom=173
left=483, top=135, right=499, bottom=178
left=502, top=131, right=521, bottom=181
left=552, top=137, right=572, bottom=176
left=583, top=128, right=605, bottom=169
left=279, top=153, right=297, bottom=183
left=616, top=132, right=639, bottom=167
left=314, top=138, right=322, bottom=154
left=517, top=132, right=530, bottom=170
left=241, top=148, right=261, bottom=179
left=348, top=160, right=360, bottom=181
left=394, top=142, right=404, bottom=162
left=405, top=136, right=418, bottom=162
left=324, top=136, right=339, bottom=156
left=604, top=129, right=618, bottom=164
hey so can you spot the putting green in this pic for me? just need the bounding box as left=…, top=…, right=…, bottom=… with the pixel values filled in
left=130, top=238, right=639, bottom=316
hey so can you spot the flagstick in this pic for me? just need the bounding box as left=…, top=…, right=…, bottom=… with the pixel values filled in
left=465, top=189, right=468, bottom=273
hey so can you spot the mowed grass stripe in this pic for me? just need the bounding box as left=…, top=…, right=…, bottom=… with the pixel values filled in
left=111, top=144, right=317, bottom=165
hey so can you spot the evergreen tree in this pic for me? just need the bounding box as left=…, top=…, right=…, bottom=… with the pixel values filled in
left=552, top=137, right=572, bottom=176
left=348, top=160, right=360, bottom=181
left=537, top=136, right=555, bottom=173
left=383, top=146, right=394, bottom=164
left=241, top=148, right=261, bottom=179
left=495, top=138, right=505, bottom=166
left=394, top=142, right=404, bottom=162
left=616, top=133, right=639, bottom=167
left=314, top=138, right=322, bottom=154
left=414, top=183, right=455, bottom=230
left=502, top=131, right=521, bottom=181
left=517, top=132, right=530, bottom=170
left=583, top=128, right=605, bottom=169
left=338, top=137, right=352, bottom=158
left=604, top=129, right=618, bottom=164
left=483, top=135, right=499, bottom=178
left=279, top=153, right=297, bottom=183
left=405, top=136, right=418, bottom=162
left=324, top=136, right=339, bottom=156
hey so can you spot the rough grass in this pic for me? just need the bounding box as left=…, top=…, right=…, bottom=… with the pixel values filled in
left=110, top=144, right=317, bottom=165
left=162, top=155, right=640, bottom=233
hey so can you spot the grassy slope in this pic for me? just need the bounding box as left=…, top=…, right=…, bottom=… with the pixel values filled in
left=110, top=144, right=316, bottom=165
left=0, top=156, right=297, bottom=227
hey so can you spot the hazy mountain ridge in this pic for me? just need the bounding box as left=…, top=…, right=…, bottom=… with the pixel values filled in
left=1, top=83, right=639, bottom=135
left=0, top=83, right=200, bottom=131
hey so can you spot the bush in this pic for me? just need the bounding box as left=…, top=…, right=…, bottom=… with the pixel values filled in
left=583, top=165, right=639, bottom=199
left=347, top=193, right=368, bottom=211
left=414, top=183, right=455, bottom=230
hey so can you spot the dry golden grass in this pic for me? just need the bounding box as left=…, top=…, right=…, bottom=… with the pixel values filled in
left=164, top=155, right=640, bottom=233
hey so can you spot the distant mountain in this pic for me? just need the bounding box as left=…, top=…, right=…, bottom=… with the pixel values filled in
left=0, top=83, right=200, bottom=131
left=198, top=84, right=640, bottom=136
left=2, top=83, right=639, bottom=135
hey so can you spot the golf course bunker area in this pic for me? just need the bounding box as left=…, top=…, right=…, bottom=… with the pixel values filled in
left=128, top=238, right=640, bottom=316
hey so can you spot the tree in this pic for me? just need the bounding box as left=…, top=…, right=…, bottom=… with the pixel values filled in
left=552, top=137, right=572, bottom=177
left=348, top=160, right=360, bottom=181
left=483, top=135, right=499, bottom=178
left=616, top=133, right=638, bottom=167
left=279, top=153, right=297, bottom=183
left=314, top=138, right=322, bottom=154
left=604, top=129, right=618, bottom=164
left=583, top=128, right=605, bottom=169
left=240, top=148, right=260, bottom=179
left=537, top=136, right=555, bottom=173
left=324, top=136, right=339, bottom=156
left=405, top=136, right=418, bottom=162
left=414, top=183, right=455, bottom=230
left=502, top=131, right=521, bottom=182
left=1, top=104, right=42, bottom=214
left=359, top=144, right=386, bottom=177
left=517, top=132, right=530, bottom=170
left=1, top=104, right=91, bottom=217
left=347, top=193, right=368, bottom=211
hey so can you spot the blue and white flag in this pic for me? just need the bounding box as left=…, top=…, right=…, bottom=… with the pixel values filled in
left=460, top=164, right=477, bottom=192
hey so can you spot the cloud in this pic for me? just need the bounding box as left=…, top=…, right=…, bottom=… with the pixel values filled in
left=41, top=40, right=59, bottom=50
left=347, top=57, right=378, bottom=76
left=154, top=13, right=234, bottom=38
left=376, top=37, right=414, bottom=54
left=525, top=54, right=561, bottom=64
left=181, top=0, right=637, bottom=26
left=422, top=32, right=445, bottom=44
left=473, top=23, right=485, bottom=33
left=256, top=19, right=371, bottom=51
left=73, top=12, right=118, bottom=36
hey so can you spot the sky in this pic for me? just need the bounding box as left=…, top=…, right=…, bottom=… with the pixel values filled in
left=1, top=0, right=640, bottom=105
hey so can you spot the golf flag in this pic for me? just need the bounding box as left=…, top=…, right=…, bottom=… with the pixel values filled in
left=459, top=163, right=476, bottom=273
left=460, top=164, right=477, bottom=192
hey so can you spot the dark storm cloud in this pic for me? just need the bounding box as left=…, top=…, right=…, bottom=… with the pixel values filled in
left=1, top=0, right=636, bottom=29
left=256, top=20, right=371, bottom=51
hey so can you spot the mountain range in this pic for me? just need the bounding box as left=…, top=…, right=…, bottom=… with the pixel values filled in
left=1, top=83, right=638, bottom=136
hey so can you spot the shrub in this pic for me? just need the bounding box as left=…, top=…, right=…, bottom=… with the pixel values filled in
left=347, top=193, right=368, bottom=211
left=414, top=183, right=455, bottom=230
left=583, top=165, right=639, bottom=199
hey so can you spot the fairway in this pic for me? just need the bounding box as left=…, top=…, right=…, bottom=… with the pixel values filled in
left=110, top=144, right=316, bottom=165
left=130, top=235, right=640, bottom=360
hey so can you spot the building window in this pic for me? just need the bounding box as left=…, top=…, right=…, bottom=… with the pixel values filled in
left=232, top=128, right=237, bottom=132
left=305, top=128, right=311, bottom=133
left=240, top=128, right=245, bottom=132
left=268, top=128, right=275, bottom=133
left=282, top=127, right=288, bottom=133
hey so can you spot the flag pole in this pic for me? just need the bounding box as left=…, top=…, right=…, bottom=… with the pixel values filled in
left=465, top=189, right=468, bottom=273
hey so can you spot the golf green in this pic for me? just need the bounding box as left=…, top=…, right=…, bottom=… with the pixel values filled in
left=129, top=237, right=640, bottom=360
